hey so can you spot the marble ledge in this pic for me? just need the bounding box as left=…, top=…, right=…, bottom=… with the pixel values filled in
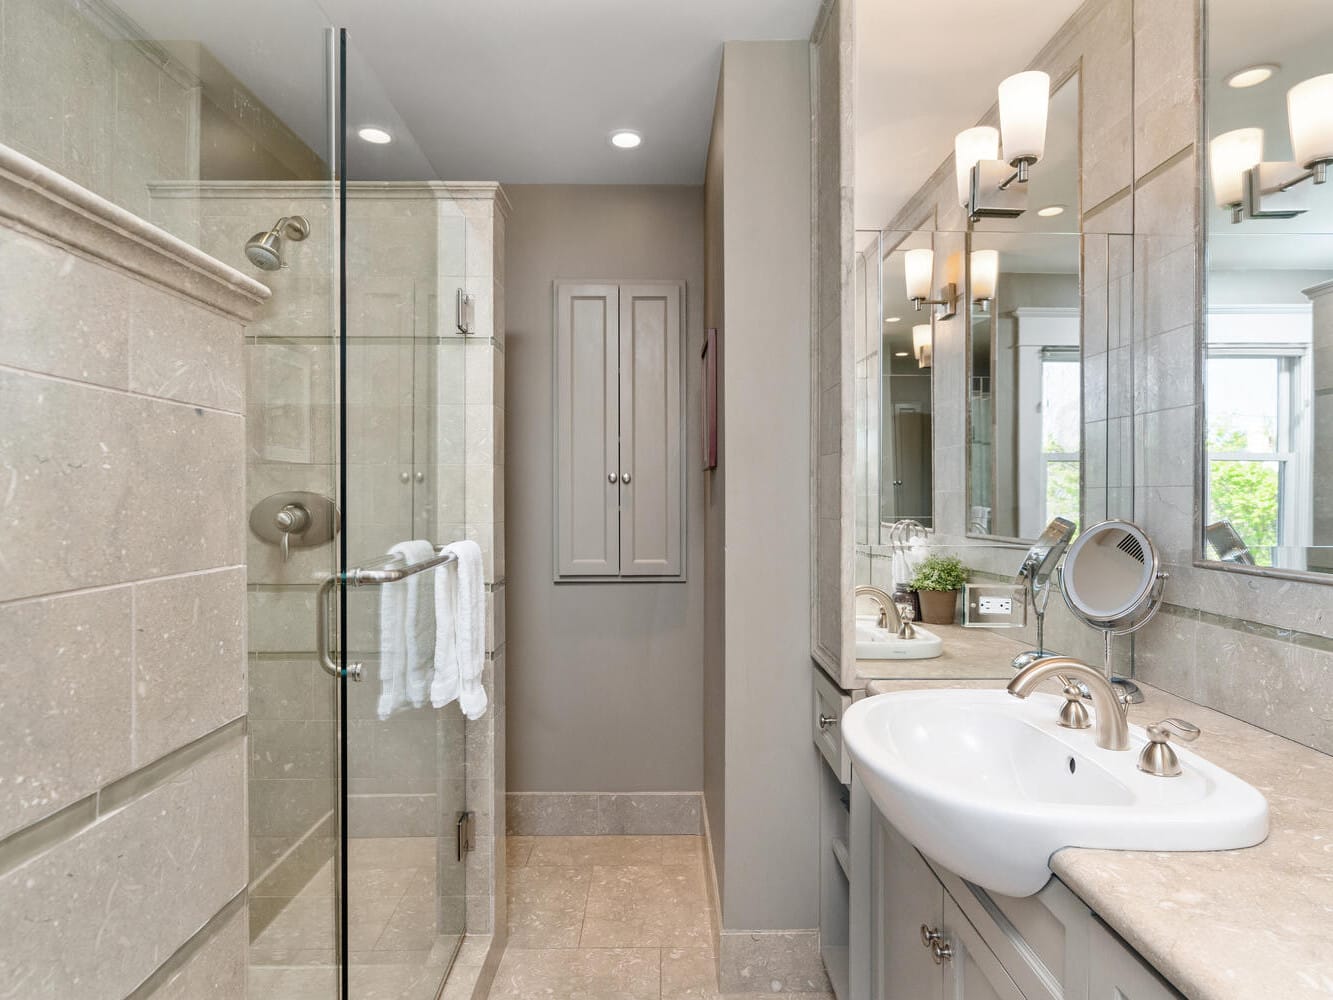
left=851, top=624, right=1028, bottom=687
left=863, top=677, right=1333, bottom=1000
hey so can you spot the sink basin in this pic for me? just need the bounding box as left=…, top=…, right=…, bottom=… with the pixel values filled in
left=856, top=616, right=943, bottom=660
left=841, top=688, right=1269, bottom=897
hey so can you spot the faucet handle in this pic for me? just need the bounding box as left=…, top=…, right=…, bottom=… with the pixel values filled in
left=1138, top=718, right=1200, bottom=777
left=1057, top=684, right=1091, bottom=730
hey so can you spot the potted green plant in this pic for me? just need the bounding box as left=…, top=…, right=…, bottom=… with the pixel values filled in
left=910, top=554, right=969, bottom=625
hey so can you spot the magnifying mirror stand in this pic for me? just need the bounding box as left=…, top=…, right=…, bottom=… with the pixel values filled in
left=1103, top=632, right=1144, bottom=704
left=1010, top=575, right=1056, bottom=672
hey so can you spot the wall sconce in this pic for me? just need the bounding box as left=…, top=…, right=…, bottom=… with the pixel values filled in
left=1209, top=128, right=1264, bottom=223
left=912, top=323, right=933, bottom=369
left=970, top=250, right=999, bottom=310
left=904, top=247, right=957, bottom=319
left=955, top=71, right=1050, bottom=222
left=1214, top=73, right=1333, bottom=223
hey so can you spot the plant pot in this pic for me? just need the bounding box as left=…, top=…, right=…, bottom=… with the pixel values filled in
left=916, top=588, right=958, bottom=625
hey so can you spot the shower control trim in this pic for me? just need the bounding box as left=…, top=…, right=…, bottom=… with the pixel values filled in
left=249, top=491, right=339, bottom=563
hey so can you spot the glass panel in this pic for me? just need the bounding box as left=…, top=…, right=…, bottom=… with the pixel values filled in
left=339, top=32, right=469, bottom=999
left=1, top=0, right=342, bottom=994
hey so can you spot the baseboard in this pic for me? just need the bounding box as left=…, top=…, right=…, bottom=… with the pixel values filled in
left=505, top=791, right=702, bottom=835
left=717, top=928, right=831, bottom=994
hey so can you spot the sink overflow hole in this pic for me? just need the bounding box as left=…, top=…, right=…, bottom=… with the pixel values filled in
left=1067, top=757, right=1077, bottom=774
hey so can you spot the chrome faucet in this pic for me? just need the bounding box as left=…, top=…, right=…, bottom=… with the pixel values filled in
left=1007, top=656, right=1130, bottom=751
left=854, top=585, right=903, bottom=633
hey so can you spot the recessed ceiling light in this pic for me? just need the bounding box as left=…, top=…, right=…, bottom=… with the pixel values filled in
left=1037, top=204, right=1066, bottom=217
left=609, top=129, right=642, bottom=149
left=1226, top=64, right=1278, bottom=89
left=358, top=126, right=392, bottom=144
left=884, top=316, right=901, bottom=323
left=894, top=351, right=910, bottom=357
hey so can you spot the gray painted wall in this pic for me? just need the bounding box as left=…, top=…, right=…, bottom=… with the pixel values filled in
left=706, top=40, right=819, bottom=932
left=504, top=184, right=706, bottom=793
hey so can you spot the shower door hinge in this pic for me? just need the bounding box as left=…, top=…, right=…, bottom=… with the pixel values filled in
left=456, top=288, right=474, bottom=335
left=456, top=810, right=476, bottom=861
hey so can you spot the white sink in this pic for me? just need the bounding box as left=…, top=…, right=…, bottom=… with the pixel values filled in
left=841, top=689, right=1269, bottom=897
left=856, top=616, right=943, bottom=660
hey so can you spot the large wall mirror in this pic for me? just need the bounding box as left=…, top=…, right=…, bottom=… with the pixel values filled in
left=1203, top=0, right=1333, bottom=578
left=965, top=73, right=1087, bottom=543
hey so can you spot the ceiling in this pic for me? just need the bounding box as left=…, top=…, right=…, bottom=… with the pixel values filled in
left=854, top=0, right=1083, bottom=230
left=120, top=0, right=822, bottom=185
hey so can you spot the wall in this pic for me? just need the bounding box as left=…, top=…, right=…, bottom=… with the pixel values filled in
left=0, top=146, right=264, bottom=996
left=705, top=39, right=826, bottom=992
left=503, top=184, right=706, bottom=796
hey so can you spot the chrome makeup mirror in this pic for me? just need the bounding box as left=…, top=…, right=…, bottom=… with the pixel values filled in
left=1011, top=516, right=1077, bottom=672
left=1060, top=519, right=1168, bottom=702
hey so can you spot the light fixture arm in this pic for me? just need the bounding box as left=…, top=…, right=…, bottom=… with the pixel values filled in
left=996, top=156, right=1036, bottom=191
left=910, top=282, right=958, bottom=320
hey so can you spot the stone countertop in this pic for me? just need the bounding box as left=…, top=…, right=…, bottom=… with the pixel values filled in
left=863, top=677, right=1333, bottom=1000
left=854, top=624, right=1028, bottom=683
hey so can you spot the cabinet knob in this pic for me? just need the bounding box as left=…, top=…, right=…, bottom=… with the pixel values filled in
left=818, top=713, right=837, bottom=731
left=608, top=472, right=618, bottom=484
left=621, top=471, right=631, bottom=484
left=920, top=924, right=942, bottom=949
left=931, top=939, right=953, bottom=964
left=400, top=472, right=411, bottom=484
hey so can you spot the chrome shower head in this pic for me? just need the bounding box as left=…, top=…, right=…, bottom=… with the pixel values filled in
left=244, top=216, right=311, bottom=272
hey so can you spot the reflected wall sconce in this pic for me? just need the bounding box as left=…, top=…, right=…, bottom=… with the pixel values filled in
left=954, top=71, right=1050, bottom=223
left=912, top=323, right=933, bottom=369
left=1211, top=73, right=1333, bottom=223
left=970, top=250, right=999, bottom=310
left=904, top=247, right=958, bottom=319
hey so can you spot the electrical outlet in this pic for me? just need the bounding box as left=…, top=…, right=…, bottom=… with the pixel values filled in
left=963, top=583, right=1028, bottom=628
left=978, top=595, right=1013, bottom=615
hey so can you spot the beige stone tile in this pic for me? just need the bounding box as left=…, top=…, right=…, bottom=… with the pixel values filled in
left=145, top=906, right=247, bottom=999
left=526, top=835, right=663, bottom=867
left=662, top=946, right=718, bottom=998
left=581, top=864, right=711, bottom=949
left=506, top=865, right=592, bottom=948
left=657, top=835, right=705, bottom=866
left=0, top=587, right=133, bottom=838
left=489, top=947, right=661, bottom=1000
left=129, top=282, right=245, bottom=412
left=374, top=889, right=459, bottom=953
left=507, top=835, right=535, bottom=868
left=349, top=836, right=438, bottom=871
left=248, top=964, right=338, bottom=1000
left=132, top=567, right=246, bottom=765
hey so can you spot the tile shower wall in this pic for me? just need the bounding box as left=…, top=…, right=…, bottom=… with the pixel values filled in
left=0, top=147, right=264, bottom=995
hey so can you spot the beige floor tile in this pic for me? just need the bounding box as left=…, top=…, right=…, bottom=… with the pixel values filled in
left=506, top=865, right=592, bottom=948
left=507, top=835, right=536, bottom=867
left=656, top=836, right=705, bottom=866
left=489, top=947, right=662, bottom=1000
left=349, top=835, right=438, bottom=870
left=713, top=994, right=836, bottom=1000
left=662, top=946, right=718, bottom=998
left=348, top=895, right=405, bottom=951
left=526, top=835, right=664, bottom=867
left=375, top=889, right=461, bottom=952
left=248, top=964, right=338, bottom=1000
left=348, top=960, right=450, bottom=1000
left=581, top=864, right=711, bottom=948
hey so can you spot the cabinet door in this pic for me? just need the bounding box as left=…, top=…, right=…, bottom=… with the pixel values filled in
left=555, top=282, right=621, bottom=576
left=874, top=819, right=944, bottom=1000
left=1087, top=919, right=1183, bottom=1000
left=618, top=282, right=683, bottom=576
left=942, top=896, right=1027, bottom=1000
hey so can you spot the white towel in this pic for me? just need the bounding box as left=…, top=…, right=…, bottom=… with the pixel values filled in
left=376, top=539, right=437, bottom=720
left=431, top=539, right=488, bottom=720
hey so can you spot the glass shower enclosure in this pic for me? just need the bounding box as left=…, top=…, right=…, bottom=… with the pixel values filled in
left=0, top=2, right=472, bottom=996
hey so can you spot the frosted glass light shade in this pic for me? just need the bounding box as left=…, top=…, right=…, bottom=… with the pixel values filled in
left=971, top=250, right=999, bottom=302
left=1208, top=128, right=1264, bottom=207
left=905, top=248, right=935, bottom=300
left=998, top=71, right=1050, bottom=164
left=913, top=324, right=933, bottom=367
left=1288, top=74, right=1333, bottom=169
left=955, top=127, right=1000, bottom=207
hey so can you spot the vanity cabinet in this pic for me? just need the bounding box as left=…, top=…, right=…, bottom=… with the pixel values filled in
left=856, top=803, right=1183, bottom=1000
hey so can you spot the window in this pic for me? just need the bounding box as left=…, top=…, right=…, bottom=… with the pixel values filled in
left=1205, top=350, right=1310, bottom=566
left=1041, top=348, right=1080, bottom=528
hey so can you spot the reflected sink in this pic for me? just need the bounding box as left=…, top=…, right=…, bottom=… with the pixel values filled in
left=841, top=689, right=1269, bottom=897
left=856, top=616, right=943, bottom=660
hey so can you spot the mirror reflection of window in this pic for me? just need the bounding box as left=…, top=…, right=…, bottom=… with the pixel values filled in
left=1041, top=348, right=1081, bottom=530
left=1204, top=0, right=1333, bottom=576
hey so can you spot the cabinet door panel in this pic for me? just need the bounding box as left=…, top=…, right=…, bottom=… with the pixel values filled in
left=618, top=282, right=683, bottom=576
left=875, top=818, right=944, bottom=1000
left=555, top=282, right=620, bottom=576
left=1087, top=919, right=1183, bottom=1000
left=943, top=896, right=1026, bottom=1000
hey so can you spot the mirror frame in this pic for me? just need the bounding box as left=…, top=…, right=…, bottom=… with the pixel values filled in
left=1194, top=0, right=1333, bottom=586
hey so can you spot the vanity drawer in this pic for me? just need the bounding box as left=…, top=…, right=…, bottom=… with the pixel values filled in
left=813, top=667, right=852, bottom=783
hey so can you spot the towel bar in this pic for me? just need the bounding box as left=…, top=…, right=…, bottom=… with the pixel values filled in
left=316, top=545, right=459, bottom=680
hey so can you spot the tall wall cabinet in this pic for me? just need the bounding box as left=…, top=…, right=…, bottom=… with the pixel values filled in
left=554, top=280, right=685, bottom=581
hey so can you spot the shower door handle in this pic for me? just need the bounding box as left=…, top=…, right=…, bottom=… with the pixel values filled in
left=316, top=577, right=363, bottom=682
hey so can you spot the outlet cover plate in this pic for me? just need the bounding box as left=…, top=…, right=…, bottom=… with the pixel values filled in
left=964, top=583, right=1027, bottom=628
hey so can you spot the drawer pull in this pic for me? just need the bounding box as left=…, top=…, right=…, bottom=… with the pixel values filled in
left=931, top=938, right=953, bottom=964
left=818, top=712, right=838, bottom=731
left=920, top=924, right=942, bottom=948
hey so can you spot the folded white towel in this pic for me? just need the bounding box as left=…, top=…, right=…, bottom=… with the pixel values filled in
left=432, top=539, right=488, bottom=720
left=376, top=539, right=437, bottom=720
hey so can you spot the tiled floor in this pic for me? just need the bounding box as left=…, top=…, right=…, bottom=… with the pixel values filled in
left=496, top=835, right=835, bottom=1000
left=249, top=836, right=465, bottom=1000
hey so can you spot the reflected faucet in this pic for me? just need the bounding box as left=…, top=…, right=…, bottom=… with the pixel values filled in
left=1007, top=656, right=1130, bottom=751
left=855, top=585, right=903, bottom=633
